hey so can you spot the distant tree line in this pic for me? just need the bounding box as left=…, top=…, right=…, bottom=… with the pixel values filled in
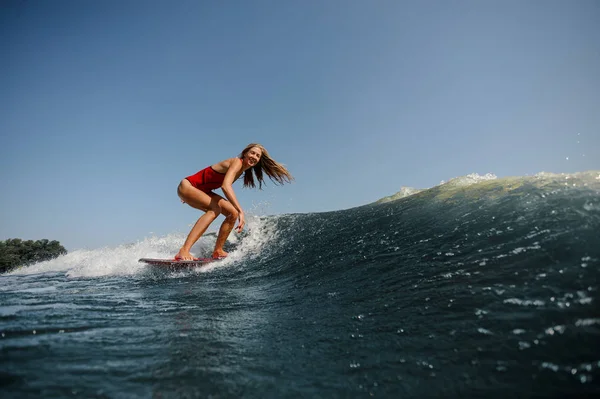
left=0, top=238, right=67, bottom=273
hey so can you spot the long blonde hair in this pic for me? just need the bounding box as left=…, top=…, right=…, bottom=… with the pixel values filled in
left=240, top=143, right=294, bottom=189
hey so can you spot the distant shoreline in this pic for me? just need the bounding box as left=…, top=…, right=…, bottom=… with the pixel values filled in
left=0, top=239, right=67, bottom=274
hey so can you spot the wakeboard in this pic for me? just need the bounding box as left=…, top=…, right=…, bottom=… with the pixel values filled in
left=139, top=258, right=216, bottom=268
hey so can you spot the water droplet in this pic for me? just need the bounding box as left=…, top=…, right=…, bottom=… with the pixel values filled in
left=518, top=341, right=531, bottom=349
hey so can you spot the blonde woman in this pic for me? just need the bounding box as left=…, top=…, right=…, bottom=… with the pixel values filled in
left=175, top=143, right=293, bottom=260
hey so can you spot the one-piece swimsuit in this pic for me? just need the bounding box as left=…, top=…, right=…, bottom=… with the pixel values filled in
left=185, top=166, right=226, bottom=193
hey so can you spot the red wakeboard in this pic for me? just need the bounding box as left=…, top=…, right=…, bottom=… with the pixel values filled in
left=139, top=258, right=216, bottom=268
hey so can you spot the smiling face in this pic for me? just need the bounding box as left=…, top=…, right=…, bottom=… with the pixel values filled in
left=242, top=146, right=262, bottom=169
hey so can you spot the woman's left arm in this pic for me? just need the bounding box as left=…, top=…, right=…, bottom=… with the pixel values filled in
left=221, top=158, right=245, bottom=232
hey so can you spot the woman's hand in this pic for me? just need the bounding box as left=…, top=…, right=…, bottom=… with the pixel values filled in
left=236, top=211, right=245, bottom=233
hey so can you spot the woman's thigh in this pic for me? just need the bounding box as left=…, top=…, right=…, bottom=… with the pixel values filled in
left=177, top=179, right=215, bottom=211
left=177, top=179, right=237, bottom=216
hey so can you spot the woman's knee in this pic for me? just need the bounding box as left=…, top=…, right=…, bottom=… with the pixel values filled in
left=206, top=205, right=222, bottom=218
left=225, top=208, right=239, bottom=221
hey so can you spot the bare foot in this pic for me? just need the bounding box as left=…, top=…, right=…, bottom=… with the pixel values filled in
left=175, top=249, right=195, bottom=260
left=212, top=249, right=228, bottom=259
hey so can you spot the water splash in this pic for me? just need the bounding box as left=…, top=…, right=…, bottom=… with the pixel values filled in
left=9, top=215, right=279, bottom=278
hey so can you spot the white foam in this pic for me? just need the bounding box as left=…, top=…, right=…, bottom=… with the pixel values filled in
left=194, top=214, right=280, bottom=273
left=503, top=298, right=546, bottom=307
left=9, top=215, right=279, bottom=278
left=376, top=186, right=423, bottom=203
left=440, top=173, right=498, bottom=187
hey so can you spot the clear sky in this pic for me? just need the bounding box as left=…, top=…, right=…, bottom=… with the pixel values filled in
left=1, top=0, right=599, bottom=250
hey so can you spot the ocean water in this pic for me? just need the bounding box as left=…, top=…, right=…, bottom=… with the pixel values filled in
left=1, top=171, right=599, bottom=398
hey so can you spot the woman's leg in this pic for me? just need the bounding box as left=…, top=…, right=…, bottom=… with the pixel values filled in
left=176, top=180, right=222, bottom=260
left=212, top=200, right=239, bottom=258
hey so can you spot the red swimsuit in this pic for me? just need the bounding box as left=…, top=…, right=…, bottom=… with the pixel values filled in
left=185, top=166, right=226, bottom=192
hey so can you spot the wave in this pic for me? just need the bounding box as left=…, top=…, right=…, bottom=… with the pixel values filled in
left=9, top=170, right=600, bottom=281
left=4, top=169, right=599, bottom=397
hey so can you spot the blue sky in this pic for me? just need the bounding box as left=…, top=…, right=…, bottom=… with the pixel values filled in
left=1, top=0, right=599, bottom=250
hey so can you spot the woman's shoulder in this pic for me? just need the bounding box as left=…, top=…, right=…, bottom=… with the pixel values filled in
left=212, top=157, right=242, bottom=173
left=224, top=157, right=242, bottom=169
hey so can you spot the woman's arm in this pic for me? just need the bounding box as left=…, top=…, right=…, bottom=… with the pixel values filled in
left=221, top=158, right=245, bottom=231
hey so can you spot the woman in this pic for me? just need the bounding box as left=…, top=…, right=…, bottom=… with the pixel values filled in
left=175, top=143, right=293, bottom=260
